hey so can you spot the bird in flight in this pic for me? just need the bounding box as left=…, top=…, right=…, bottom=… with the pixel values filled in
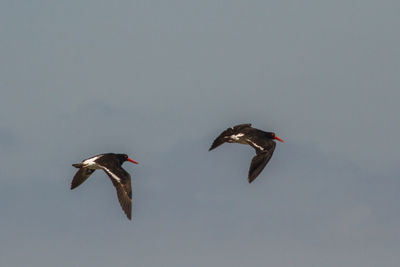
left=71, top=153, right=139, bottom=220
left=209, top=123, right=284, bottom=183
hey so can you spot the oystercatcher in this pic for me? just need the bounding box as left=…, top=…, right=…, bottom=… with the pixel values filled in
left=209, top=123, right=284, bottom=183
left=71, top=153, right=139, bottom=220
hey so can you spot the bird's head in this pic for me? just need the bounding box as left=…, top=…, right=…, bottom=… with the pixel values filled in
left=119, top=154, right=139, bottom=164
left=268, top=132, right=285, bottom=143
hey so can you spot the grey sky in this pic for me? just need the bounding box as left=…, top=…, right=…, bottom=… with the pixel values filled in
left=1, top=1, right=399, bottom=266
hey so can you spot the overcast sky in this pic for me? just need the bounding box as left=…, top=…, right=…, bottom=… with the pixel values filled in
left=1, top=1, right=400, bottom=266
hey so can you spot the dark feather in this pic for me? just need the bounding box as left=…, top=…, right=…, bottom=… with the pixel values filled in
left=209, top=128, right=233, bottom=151
left=71, top=168, right=95, bottom=189
left=109, top=178, right=132, bottom=220
left=245, top=134, right=276, bottom=154
left=100, top=162, right=132, bottom=220
left=232, top=123, right=252, bottom=131
left=209, top=123, right=280, bottom=183
left=209, top=123, right=252, bottom=151
left=248, top=150, right=274, bottom=183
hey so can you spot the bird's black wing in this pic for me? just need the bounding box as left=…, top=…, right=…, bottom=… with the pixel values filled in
left=247, top=139, right=276, bottom=183
left=100, top=163, right=132, bottom=220
left=209, top=128, right=234, bottom=151
left=209, top=123, right=252, bottom=151
left=71, top=167, right=96, bottom=189
left=232, top=123, right=252, bottom=131
left=244, top=133, right=275, bottom=154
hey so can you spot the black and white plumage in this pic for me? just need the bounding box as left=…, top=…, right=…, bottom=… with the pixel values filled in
left=209, top=124, right=284, bottom=183
left=71, top=153, right=138, bottom=220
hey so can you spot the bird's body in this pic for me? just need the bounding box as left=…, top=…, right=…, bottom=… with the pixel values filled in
left=209, top=124, right=284, bottom=183
left=71, top=153, right=138, bottom=220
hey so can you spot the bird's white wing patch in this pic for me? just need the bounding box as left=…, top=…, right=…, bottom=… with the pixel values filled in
left=82, top=155, right=101, bottom=167
left=101, top=166, right=121, bottom=182
left=230, top=133, right=245, bottom=141
left=246, top=138, right=264, bottom=151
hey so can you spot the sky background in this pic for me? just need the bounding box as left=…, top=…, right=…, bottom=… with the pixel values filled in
left=1, top=1, right=400, bottom=266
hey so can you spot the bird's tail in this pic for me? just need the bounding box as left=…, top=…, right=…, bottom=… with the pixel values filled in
left=72, top=163, right=83, bottom=168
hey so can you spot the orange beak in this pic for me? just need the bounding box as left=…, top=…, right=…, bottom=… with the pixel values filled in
left=274, top=136, right=285, bottom=143
left=127, top=158, right=139, bottom=164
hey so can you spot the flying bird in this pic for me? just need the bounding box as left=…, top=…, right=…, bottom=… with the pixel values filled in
left=209, top=124, right=284, bottom=183
left=71, top=153, right=139, bottom=220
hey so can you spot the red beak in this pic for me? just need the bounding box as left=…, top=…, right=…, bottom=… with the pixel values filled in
left=274, top=136, right=285, bottom=143
left=127, top=158, right=139, bottom=164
